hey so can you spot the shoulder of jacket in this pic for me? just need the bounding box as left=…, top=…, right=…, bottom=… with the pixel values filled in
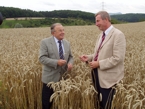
left=63, top=39, right=69, bottom=43
left=42, top=36, right=53, bottom=41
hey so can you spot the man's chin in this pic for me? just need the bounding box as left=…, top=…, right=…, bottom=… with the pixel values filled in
left=60, top=36, right=64, bottom=40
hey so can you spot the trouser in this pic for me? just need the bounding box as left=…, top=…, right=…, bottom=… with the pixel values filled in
left=42, top=83, right=54, bottom=109
left=92, top=68, right=115, bottom=109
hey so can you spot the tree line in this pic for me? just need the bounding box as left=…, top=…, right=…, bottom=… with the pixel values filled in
left=0, top=6, right=145, bottom=28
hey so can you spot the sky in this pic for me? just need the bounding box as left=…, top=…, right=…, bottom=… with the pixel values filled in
left=1, top=0, right=145, bottom=14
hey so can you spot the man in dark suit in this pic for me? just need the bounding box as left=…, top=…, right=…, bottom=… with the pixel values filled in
left=39, top=23, right=73, bottom=109
left=0, top=12, right=3, bottom=25
left=80, top=11, right=126, bottom=109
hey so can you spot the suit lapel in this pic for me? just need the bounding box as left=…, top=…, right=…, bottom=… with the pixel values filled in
left=50, top=37, right=60, bottom=59
left=101, top=27, right=115, bottom=48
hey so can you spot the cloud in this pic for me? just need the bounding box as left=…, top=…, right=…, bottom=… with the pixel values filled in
left=0, top=0, right=145, bottom=13
left=101, top=2, right=145, bottom=14
left=41, top=1, right=55, bottom=6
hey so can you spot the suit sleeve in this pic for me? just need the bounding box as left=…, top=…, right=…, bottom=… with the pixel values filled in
left=99, top=32, right=126, bottom=70
left=39, top=39, right=58, bottom=69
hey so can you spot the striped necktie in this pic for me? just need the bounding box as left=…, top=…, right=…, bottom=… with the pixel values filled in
left=58, top=40, right=64, bottom=59
left=94, top=32, right=105, bottom=61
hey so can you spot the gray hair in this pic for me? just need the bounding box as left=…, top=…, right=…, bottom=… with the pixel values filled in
left=50, top=23, right=62, bottom=33
left=95, top=11, right=111, bottom=22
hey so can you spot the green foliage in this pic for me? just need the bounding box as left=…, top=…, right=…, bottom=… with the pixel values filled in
left=111, top=14, right=145, bottom=22
left=0, top=18, right=94, bottom=28
left=0, top=6, right=94, bottom=23
left=0, top=6, right=43, bottom=18
left=1, top=6, right=145, bottom=28
left=40, top=10, right=95, bottom=22
left=111, top=18, right=126, bottom=24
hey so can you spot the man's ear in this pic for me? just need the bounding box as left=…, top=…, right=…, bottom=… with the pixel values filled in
left=51, top=32, right=54, bottom=35
left=105, top=18, right=108, bottom=21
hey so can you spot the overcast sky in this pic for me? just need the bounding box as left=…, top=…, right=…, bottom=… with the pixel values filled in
left=1, top=0, right=145, bottom=14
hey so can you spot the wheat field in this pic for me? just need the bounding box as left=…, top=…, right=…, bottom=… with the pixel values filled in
left=0, top=22, right=145, bottom=109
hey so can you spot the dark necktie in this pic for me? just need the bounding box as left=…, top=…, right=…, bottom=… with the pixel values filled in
left=58, top=40, right=64, bottom=59
left=94, top=32, right=105, bottom=61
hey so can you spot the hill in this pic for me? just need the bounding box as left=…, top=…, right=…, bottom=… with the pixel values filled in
left=0, top=6, right=145, bottom=28
left=1, top=6, right=145, bottom=22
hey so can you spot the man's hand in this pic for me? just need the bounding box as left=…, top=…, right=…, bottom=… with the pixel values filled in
left=67, top=63, right=73, bottom=71
left=89, top=61, right=99, bottom=69
left=57, top=59, right=67, bottom=66
left=79, top=55, right=88, bottom=62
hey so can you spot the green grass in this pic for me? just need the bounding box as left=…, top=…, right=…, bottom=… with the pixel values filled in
left=0, top=18, right=94, bottom=28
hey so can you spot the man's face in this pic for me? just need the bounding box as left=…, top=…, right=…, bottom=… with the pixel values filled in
left=95, top=15, right=107, bottom=31
left=52, top=25, right=65, bottom=40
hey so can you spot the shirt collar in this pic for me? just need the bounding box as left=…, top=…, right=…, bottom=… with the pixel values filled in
left=53, top=36, right=62, bottom=43
left=104, top=25, right=113, bottom=36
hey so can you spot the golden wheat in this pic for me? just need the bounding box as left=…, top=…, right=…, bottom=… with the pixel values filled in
left=0, top=22, right=145, bottom=109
